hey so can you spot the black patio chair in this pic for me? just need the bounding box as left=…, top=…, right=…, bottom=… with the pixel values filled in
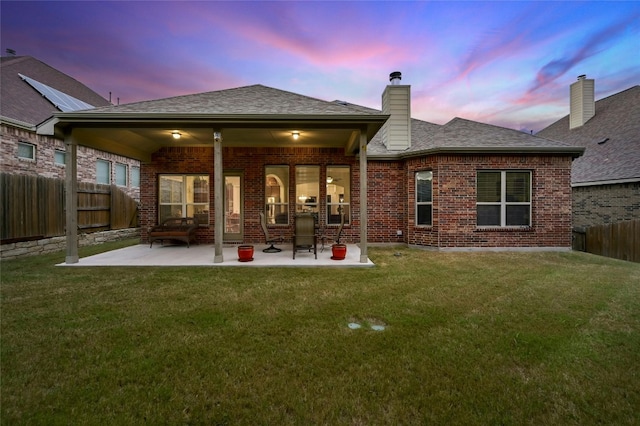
left=259, top=212, right=284, bottom=253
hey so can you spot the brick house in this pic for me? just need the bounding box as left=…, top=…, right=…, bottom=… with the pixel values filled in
left=537, top=77, right=640, bottom=230
left=37, top=72, right=583, bottom=264
left=0, top=55, right=140, bottom=199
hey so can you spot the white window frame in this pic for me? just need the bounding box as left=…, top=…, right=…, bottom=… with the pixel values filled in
left=158, top=174, right=209, bottom=225
left=415, top=170, right=433, bottom=226
left=54, top=149, right=66, bottom=166
left=265, top=165, right=289, bottom=225
left=477, top=170, right=531, bottom=227
left=295, top=165, right=320, bottom=214
left=115, top=163, right=127, bottom=187
left=326, top=165, right=350, bottom=225
left=96, top=159, right=111, bottom=184
left=17, top=142, right=36, bottom=160
left=131, top=166, right=140, bottom=188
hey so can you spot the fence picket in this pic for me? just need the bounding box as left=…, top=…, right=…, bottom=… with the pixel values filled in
left=1, top=173, right=138, bottom=242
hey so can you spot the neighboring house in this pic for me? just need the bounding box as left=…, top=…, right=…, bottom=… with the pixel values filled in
left=37, top=72, right=583, bottom=264
left=537, top=77, right=640, bottom=230
left=0, top=55, right=140, bottom=199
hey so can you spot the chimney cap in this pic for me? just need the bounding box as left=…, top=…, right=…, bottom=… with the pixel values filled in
left=577, top=74, right=586, bottom=80
left=389, top=71, right=402, bottom=84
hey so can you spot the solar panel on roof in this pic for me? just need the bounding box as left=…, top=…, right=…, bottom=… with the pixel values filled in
left=18, top=73, right=95, bottom=112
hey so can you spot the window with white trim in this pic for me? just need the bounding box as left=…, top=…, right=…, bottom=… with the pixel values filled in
left=96, top=159, right=111, bottom=184
left=416, top=171, right=433, bottom=226
left=115, top=163, right=127, bottom=186
left=158, top=174, right=209, bottom=225
left=477, top=171, right=531, bottom=227
left=54, top=150, right=66, bottom=166
left=17, top=142, right=36, bottom=160
left=131, top=166, right=140, bottom=188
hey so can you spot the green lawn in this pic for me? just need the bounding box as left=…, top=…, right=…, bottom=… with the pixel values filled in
left=2, top=241, right=639, bottom=425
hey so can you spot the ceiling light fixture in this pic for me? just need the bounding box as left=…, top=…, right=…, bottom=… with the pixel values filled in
left=292, top=131, right=300, bottom=140
left=171, top=131, right=181, bottom=140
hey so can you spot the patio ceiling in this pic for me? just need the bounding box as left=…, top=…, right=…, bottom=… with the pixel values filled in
left=38, top=113, right=389, bottom=162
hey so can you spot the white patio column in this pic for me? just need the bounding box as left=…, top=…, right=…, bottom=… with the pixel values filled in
left=64, top=130, right=79, bottom=264
left=213, top=130, right=224, bottom=263
left=359, top=129, right=368, bottom=263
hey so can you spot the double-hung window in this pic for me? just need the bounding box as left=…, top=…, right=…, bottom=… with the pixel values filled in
left=326, top=166, right=350, bottom=225
left=477, top=171, right=531, bottom=227
left=416, top=171, right=433, bottom=226
left=158, top=174, right=209, bottom=224
left=295, top=166, right=319, bottom=214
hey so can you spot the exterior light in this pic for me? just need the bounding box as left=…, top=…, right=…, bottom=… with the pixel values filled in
left=326, top=176, right=333, bottom=184
left=292, top=131, right=300, bottom=140
left=171, top=131, right=181, bottom=140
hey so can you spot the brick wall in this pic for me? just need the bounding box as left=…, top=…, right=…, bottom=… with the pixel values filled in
left=1, top=123, right=140, bottom=199
left=404, top=154, right=574, bottom=248
left=140, top=146, right=575, bottom=248
left=573, top=182, right=640, bottom=229
left=140, top=146, right=359, bottom=244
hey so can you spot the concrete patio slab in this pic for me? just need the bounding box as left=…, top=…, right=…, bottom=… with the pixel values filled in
left=57, top=243, right=373, bottom=267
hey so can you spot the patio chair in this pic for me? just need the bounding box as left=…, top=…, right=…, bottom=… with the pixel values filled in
left=293, top=213, right=317, bottom=259
left=259, top=212, right=284, bottom=253
left=319, top=213, right=345, bottom=252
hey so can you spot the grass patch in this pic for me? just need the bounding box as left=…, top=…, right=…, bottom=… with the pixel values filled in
left=2, top=242, right=639, bottom=424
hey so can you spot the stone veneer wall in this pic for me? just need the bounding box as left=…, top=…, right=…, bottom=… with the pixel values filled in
left=572, top=182, right=640, bottom=229
left=0, top=228, right=140, bottom=260
left=1, top=123, right=140, bottom=200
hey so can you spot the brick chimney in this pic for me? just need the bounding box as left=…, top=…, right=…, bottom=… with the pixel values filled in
left=570, top=75, right=595, bottom=129
left=381, top=71, right=411, bottom=150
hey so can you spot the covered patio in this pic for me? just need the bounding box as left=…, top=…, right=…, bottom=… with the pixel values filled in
left=38, top=85, right=388, bottom=266
left=56, top=243, right=373, bottom=267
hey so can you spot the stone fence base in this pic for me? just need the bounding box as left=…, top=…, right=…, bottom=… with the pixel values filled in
left=0, top=228, right=141, bottom=261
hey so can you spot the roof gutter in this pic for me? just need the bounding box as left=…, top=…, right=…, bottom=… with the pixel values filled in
left=1, top=115, right=36, bottom=131
left=368, top=145, right=585, bottom=160
left=38, top=112, right=390, bottom=140
left=572, top=177, right=640, bottom=187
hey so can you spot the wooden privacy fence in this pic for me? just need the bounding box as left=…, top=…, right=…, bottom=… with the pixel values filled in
left=574, top=219, right=640, bottom=263
left=1, top=173, right=138, bottom=243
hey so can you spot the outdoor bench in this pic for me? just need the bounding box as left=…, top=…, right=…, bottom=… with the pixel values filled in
left=149, top=217, right=199, bottom=248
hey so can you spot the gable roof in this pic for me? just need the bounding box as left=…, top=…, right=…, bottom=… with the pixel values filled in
left=342, top=101, right=581, bottom=158
left=0, top=56, right=110, bottom=127
left=38, top=81, right=583, bottom=161
left=537, top=86, right=640, bottom=185
left=87, top=84, right=381, bottom=116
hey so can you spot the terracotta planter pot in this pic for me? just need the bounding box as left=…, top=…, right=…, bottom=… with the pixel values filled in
left=331, top=243, right=347, bottom=260
left=237, top=245, right=254, bottom=262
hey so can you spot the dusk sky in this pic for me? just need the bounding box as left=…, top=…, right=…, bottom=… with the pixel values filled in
left=2, top=1, right=638, bottom=132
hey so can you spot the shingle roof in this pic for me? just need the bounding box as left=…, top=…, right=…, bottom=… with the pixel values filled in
left=332, top=100, right=578, bottom=157
left=88, top=84, right=381, bottom=116
left=537, top=86, right=640, bottom=184
left=0, top=56, right=110, bottom=126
